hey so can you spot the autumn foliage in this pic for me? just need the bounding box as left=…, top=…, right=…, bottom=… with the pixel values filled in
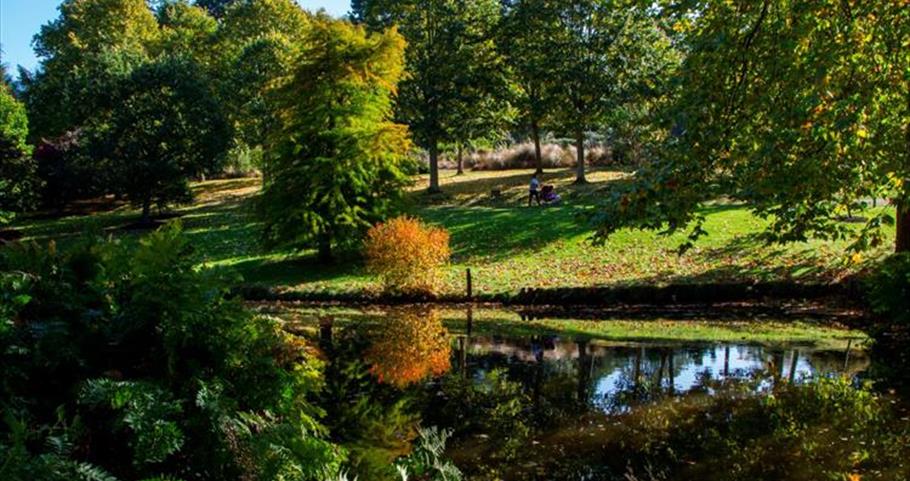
left=366, top=308, right=452, bottom=388
left=364, top=216, right=451, bottom=295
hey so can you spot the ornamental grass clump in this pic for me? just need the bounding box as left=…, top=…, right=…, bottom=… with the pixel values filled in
left=365, top=216, right=450, bottom=295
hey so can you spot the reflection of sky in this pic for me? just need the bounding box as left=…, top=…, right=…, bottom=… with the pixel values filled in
left=465, top=337, right=860, bottom=415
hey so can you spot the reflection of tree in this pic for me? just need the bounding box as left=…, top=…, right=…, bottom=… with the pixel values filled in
left=366, top=307, right=452, bottom=388
left=320, top=327, right=420, bottom=480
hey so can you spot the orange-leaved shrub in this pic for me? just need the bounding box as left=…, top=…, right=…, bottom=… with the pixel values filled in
left=364, top=216, right=451, bottom=295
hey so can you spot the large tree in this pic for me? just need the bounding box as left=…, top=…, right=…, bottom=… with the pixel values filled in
left=259, top=18, right=411, bottom=261
left=100, top=57, right=230, bottom=223
left=355, top=0, right=506, bottom=192
left=213, top=0, right=312, bottom=148
left=593, top=0, right=910, bottom=254
left=547, top=0, right=671, bottom=184
left=499, top=0, right=562, bottom=174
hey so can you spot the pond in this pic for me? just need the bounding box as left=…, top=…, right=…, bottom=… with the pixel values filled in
left=259, top=304, right=909, bottom=481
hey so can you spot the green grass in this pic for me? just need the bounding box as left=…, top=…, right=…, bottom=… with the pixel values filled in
left=7, top=168, right=893, bottom=297
left=258, top=304, right=868, bottom=351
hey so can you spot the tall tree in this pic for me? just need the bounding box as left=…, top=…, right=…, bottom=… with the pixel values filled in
left=259, top=18, right=411, bottom=261
left=549, top=0, right=669, bottom=184
left=213, top=0, right=312, bottom=148
left=99, top=57, right=230, bottom=223
left=593, top=0, right=910, bottom=254
left=356, top=0, right=506, bottom=193
left=499, top=0, right=561, bottom=174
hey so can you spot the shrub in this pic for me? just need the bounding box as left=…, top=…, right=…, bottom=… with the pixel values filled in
left=364, top=217, right=450, bottom=295
left=0, top=224, right=345, bottom=480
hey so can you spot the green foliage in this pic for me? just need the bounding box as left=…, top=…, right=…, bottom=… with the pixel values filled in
left=27, top=0, right=159, bottom=140
left=98, top=56, right=230, bottom=220
left=79, top=380, right=185, bottom=466
left=594, top=0, right=910, bottom=253
left=357, top=0, right=508, bottom=191
left=0, top=88, right=39, bottom=221
left=866, top=253, right=910, bottom=325
left=396, top=427, right=463, bottom=481
left=0, top=224, right=344, bottom=480
left=437, top=369, right=531, bottom=460
left=259, top=18, right=411, bottom=260
left=156, top=0, right=219, bottom=63
left=213, top=0, right=311, bottom=147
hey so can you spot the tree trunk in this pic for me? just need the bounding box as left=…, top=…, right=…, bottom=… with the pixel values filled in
left=574, top=130, right=587, bottom=184
left=897, top=200, right=910, bottom=253
left=532, top=120, right=543, bottom=175
left=317, top=232, right=332, bottom=263
left=456, top=144, right=464, bottom=176
left=428, top=140, right=441, bottom=193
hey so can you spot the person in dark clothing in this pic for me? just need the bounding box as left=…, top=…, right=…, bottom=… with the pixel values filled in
left=529, top=174, right=541, bottom=206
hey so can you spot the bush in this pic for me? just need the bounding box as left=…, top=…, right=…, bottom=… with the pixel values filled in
left=364, top=217, right=450, bottom=295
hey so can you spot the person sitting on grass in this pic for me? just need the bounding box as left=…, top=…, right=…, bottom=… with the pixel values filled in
left=529, top=173, right=541, bottom=206
left=541, top=184, right=561, bottom=204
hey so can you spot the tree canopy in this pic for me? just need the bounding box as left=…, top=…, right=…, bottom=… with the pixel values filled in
left=355, top=0, right=507, bottom=192
left=593, top=0, right=910, bottom=253
left=99, top=57, right=230, bottom=221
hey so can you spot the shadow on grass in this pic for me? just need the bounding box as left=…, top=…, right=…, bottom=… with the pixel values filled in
left=223, top=252, right=365, bottom=288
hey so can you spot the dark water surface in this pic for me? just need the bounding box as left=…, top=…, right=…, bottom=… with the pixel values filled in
left=263, top=305, right=907, bottom=481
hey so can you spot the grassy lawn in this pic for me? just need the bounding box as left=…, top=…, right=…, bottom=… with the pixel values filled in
left=7, top=168, right=893, bottom=297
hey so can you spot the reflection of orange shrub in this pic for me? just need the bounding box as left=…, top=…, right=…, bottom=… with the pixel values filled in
left=364, top=216, right=450, bottom=295
left=366, top=308, right=451, bottom=388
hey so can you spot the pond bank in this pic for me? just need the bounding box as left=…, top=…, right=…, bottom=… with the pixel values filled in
left=238, top=279, right=868, bottom=321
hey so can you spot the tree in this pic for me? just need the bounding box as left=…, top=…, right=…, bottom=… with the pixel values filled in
left=548, top=0, right=670, bottom=184
left=259, top=18, right=411, bottom=262
left=156, top=0, right=219, bottom=65
left=356, top=0, right=506, bottom=192
left=0, top=87, right=39, bottom=222
left=499, top=0, right=562, bottom=174
left=27, top=0, right=160, bottom=140
left=194, top=0, right=238, bottom=18
left=213, top=0, right=312, bottom=148
left=100, top=57, right=230, bottom=223
left=593, top=0, right=910, bottom=254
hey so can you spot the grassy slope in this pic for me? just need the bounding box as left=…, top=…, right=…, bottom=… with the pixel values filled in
left=8, top=168, right=892, bottom=297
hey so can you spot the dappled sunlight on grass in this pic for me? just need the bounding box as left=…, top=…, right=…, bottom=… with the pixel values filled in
left=7, top=170, right=894, bottom=297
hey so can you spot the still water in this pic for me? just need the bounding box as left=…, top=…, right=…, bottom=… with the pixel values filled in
left=262, top=305, right=906, bottom=481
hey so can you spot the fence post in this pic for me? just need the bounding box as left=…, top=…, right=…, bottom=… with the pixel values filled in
left=466, top=268, right=473, bottom=300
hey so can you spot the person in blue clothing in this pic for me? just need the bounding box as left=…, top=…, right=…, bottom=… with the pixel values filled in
left=528, top=173, right=541, bottom=206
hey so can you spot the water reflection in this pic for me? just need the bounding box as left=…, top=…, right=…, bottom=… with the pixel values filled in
left=280, top=305, right=880, bottom=480
left=455, top=335, right=869, bottom=415
left=367, top=307, right=452, bottom=387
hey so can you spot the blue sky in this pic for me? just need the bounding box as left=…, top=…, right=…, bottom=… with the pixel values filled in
left=0, top=0, right=351, bottom=78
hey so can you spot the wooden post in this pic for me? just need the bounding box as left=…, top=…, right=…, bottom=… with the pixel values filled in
left=466, top=268, right=473, bottom=300
left=844, top=338, right=853, bottom=371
